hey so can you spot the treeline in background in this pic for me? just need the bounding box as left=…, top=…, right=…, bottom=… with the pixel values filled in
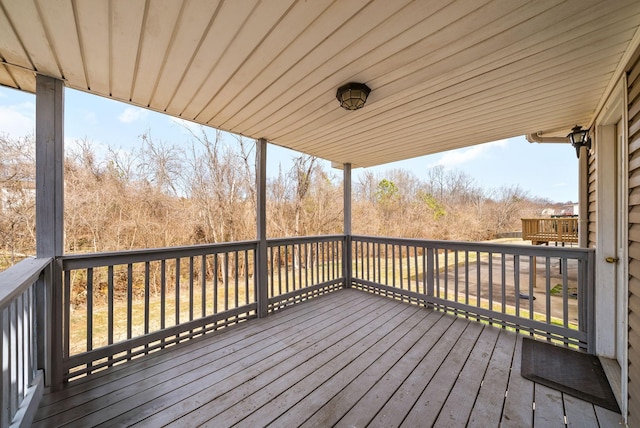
left=0, top=128, right=554, bottom=271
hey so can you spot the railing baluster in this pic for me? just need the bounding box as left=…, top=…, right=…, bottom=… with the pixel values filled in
left=128, top=263, right=134, bottom=344
left=235, top=251, right=240, bottom=310
left=108, top=265, right=114, bottom=347
left=501, top=253, right=506, bottom=314
left=201, top=256, right=206, bottom=318
left=64, top=270, right=71, bottom=359
left=284, top=245, right=290, bottom=294
left=278, top=246, right=283, bottom=296
left=444, top=249, right=448, bottom=302
left=213, top=255, right=219, bottom=314
left=245, top=250, right=250, bottom=306
left=563, top=257, right=569, bottom=328
left=513, top=255, right=520, bottom=318
left=224, top=252, right=229, bottom=312
left=1, top=306, right=8, bottom=428
left=144, top=261, right=150, bottom=347
left=160, top=259, right=166, bottom=339
left=529, top=256, right=535, bottom=320
left=414, top=246, right=419, bottom=294
left=487, top=252, right=493, bottom=312
left=475, top=251, right=480, bottom=310
left=175, top=258, right=180, bottom=327
left=269, top=246, right=275, bottom=298
left=545, top=257, right=551, bottom=327
left=435, top=247, right=441, bottom=299
left=189, top=256, right=194, bottom=322
left=87, top=267, right=93, bottom=354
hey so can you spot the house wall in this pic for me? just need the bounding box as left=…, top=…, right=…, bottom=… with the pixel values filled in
left=627, top=50, right=640, bottom=427
left=587, top=150, right=596, bottom=248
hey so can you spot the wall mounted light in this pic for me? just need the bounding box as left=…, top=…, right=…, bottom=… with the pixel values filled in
left=567, top=125, right=591, bottom=158
left=336, top=82, right=371, bottom=111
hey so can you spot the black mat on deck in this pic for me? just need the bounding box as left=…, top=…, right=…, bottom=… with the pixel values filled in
left=521, top=337, right=620, bottom=413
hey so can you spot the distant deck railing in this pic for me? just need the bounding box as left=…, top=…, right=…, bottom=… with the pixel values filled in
left=350, top=236, right=594, bottom=351
left=0, top=257, right=51, bottom=428
left=522, top=217, right=579, bottom=245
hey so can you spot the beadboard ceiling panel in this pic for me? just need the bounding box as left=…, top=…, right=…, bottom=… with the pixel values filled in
left=1, top=0, right=639, bottom=167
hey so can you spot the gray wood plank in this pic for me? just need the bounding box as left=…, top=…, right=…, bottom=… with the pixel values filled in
left=533, top=384, right=565, bottom=427
left=170, top=301, right=421, bottom=427
left=297, top=314, right=458, bottom=428
left=243, top=309, right=442, bottom=427
left=396, top=322, right=484, bottom=427
left=433, top=325, right=500, bottom=427
left=594, top=404, right=625, bottom=427
left=500, top=335, right=534, bottom=427
left=564, top=393, right=598, bottom=428
left=35, top=291, right=382, bottom=426
left=394, top=321, right=484, bottom=428
left=338, top=316, right=470, bottom=428
left=38, top=288, right=353, bottom=408
left=32, top=290, right=608, bottom=428
left=100, top=295, right=406, bottom=427
left=36, top=289, right=358, bottom=414
left=466, top=328, right=517, bottom=427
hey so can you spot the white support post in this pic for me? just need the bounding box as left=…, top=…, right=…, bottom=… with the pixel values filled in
left=343, top=163, right=352, bottom=287
left=256, top=138, right=268, bottom=317
left=35, top=75, right=64, bottom=389
left=595, top=124, right=616, bottom=358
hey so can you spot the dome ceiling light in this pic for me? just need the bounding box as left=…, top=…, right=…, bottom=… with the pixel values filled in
left=336, top=82, right=371, bottom=111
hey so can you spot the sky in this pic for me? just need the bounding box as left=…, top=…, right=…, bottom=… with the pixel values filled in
left=0, top=86, right=578, bottom=203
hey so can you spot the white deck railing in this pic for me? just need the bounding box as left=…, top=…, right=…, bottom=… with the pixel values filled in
left=0, top=257, right=51, bottom=428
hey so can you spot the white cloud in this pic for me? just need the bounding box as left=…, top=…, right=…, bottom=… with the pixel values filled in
left=0, top=102, right=35, bottom=137
left=431, top=139, right=509, bottom=169
left=118, top=106, right=148, bottom=123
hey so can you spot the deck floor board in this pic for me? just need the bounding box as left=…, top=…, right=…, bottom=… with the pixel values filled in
left=34, top=288, right=623, bottom=427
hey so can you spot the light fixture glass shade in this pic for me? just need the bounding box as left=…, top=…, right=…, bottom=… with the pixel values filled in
left=567, top=125, right=591, bottom=158
left=336, top=82, right=371, bottom=110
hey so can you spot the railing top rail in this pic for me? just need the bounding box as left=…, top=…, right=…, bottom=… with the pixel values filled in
left=61, top=240, right=259, bottom=270
left=60, top=235, right=346, bottom=270
left=521, top=217, right=578, bottom=221
left=0, top=257, right=51, bottom=310
left=351, top=235, right=593, bottom=259
left=267, top=235, right=345, bottom=245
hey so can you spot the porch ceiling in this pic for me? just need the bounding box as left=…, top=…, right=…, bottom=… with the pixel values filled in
left=1, top=1, right=639, bottom=168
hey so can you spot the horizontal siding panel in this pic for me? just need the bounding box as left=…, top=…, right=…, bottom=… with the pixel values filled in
left=631, top=115, right=640, bottom=139
left=629, top=53, right=640, bottom=84
left=631, top=243, right=640, bottom=262
left=630, top=207, right=640, bottom=225
left=630, top=169, right=640, bottom=189
left=630, top=258, right=640, bottom=281
left=630, top=225, right=640, bottom=243
left=629, top=131, right=640, bottom=154
left=631, top=149, right=640, bottom=172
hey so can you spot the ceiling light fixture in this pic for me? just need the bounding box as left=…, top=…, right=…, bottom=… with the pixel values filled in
left=336, top=82, right=371, bottom=111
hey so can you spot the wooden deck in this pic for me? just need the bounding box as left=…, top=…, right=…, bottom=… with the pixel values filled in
left=33, top=289, right=621, bottom=427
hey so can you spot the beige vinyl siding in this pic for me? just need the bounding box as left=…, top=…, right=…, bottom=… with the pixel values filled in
left=587, top=148, right=597, bottom=248
left=627, top=51, right=640, bottom=428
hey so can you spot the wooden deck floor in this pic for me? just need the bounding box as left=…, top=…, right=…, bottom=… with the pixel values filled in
left=34, top=289, right=622, bottom=427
